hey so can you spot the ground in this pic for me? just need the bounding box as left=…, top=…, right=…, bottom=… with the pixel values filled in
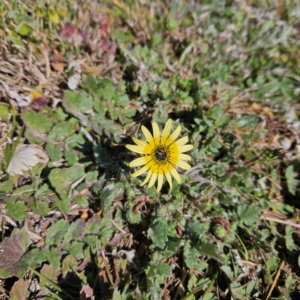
left=0, top=0, right=300, bottom=299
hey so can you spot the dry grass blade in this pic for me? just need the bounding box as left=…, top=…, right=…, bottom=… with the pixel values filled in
left=265, top=260, right=285, bottom=300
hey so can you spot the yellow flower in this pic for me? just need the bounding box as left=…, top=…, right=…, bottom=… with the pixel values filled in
left=126, top=119, right=193, bottom=192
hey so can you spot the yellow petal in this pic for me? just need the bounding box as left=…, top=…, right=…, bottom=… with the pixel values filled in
left=126, top=144, right=145, bottom=154
left=148, top=168, right=158, bottom=188
left=132, top=136, right=148, bottom=147
left=131, top=164, right=151, bottom=177
left=152, top=121, right=160, bottom=142
left=170, top=168, right=181, bottom=184
left=179, top=153, right=192, bottom=161
left=161, top=119, right=172, bottom=144
left=131, top=137, right=152, bottom=154
left=156, top=173, right=164, bottom=192
left=175, top=136, right=189, bottom=147
left=179, top=144, right=194, bottom=153
left=176, top=160, right=191, bottom=170
left=129, top=156, right=151, bottom=167
left=141, top=126, right=154, bottom=145
left=140, top=169, right=152, bottom=186
left=164, top=168, right=173, bottom=190
left=165, top=124, right=181, bottom=146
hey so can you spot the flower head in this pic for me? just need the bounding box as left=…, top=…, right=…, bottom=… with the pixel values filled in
left=126, top=119, right=193, bottom=192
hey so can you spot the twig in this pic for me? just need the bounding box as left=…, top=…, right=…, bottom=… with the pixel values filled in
left=251, top=166, right=282, bottom=190
left=111, top=219, right=127, bottom=234
left=265, top=260, right=285, bottom=300
left=101, top=250, right=114, bottom=287
left=260, top=215, right=300, bottom=229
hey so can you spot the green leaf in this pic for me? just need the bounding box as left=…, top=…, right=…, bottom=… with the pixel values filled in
left=65, top=133, right=86, bottom=148
left=54, top=197, right=71, bottom=215
left=235, top=114, right=259, bottom=128
left=112, top=289, right=122, bottom=300
left=12, top=185, right=34, bottom=198
left=54, top=106, right=68, bottom=121
left=215, top=115, right=232, bottom=127
left=184, top=241, right=208, bottom=271
left=187, top=274, right=198, bottom=291
left=5, top=199, right=27, bottom=221
left=208, top=104, right=223, bottom=120
left=0, top=102, right=14, bottom=122
left=48, top=165, right=85, bottom=199
left=16, top=22, right=33, bottom=36
left=29, top=248, right=46, bottom=266
left=270, top=202, right=294, bottom=215
left=157, top=263, right=172, bottom=277
left=84, top=235, right=102, bottom=249
left=63, top=90, right=94, bottom=116
left=220, top=266, right=234, bottom=280
left=199, top=241, right=225, bottom=263
left=45, top=143, right=63, bottom=161
left=94, top=102, right=107, bottom=117
left=202, top=292, right=216, bottom=300
left=34, top=183, right=51, bottom=199
left=246, top=280, right=258, bottom=297
left=126, top=209, right=142, bottom=224
left=100, top=182, right=124, bottom=213
left=7, top=34, right=24, bottom=48
left=266, top=257, right=280, bottom=274
left=62, top=255, right=77, bottom=277
left=230, top=282, right=246, bottom=298
left=98, top=78, right=116, bottom=100
left=285, top=165, right=298, bottom=196
left=123, top=108, right=136, bottom=118
left=22, top=110, right=53, bottom=144
left=44, top=248, right=61, bottom=270
left=146, top=262, right=172, bottom=288
left=236, top=166, right=250, bottom=180
left=74, top=196, right=89, bottom=208
left=84, top=215, right=102, bottom=234
left=140, top=84, right=149, bottom=96
left=48, top=123, right=73, bottom=142
left=44, top=219, right=69, bottom=248
left=185, top=220, right=209, bottom=241
left=65, top=149, right=78, bottom=165
left=62, top=219, right=85, bottom=246
left=285, top=273, right=297, bottom=294
left=237, top=204, right=260, bottom=226
left=68, top=241, right=85, bottom=258
left=99, top=219, right=114, bottom=241
left=147, top=218, right=168, bottom=249
left=0, top=180, right=13, bottom=196
left=28, top=200, right=49, bottom=217
left=117, top=95, right=129, bottom=106
left=285, top=225, right=296, bottom=251
left=22, top=109, right=53, bottom=134
left=108, top=106, right=118, bottom=120
left=82, top=75, right=99, bottom=92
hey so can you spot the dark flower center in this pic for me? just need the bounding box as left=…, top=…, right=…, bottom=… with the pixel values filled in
left=154, top=146, right=168, bottom=161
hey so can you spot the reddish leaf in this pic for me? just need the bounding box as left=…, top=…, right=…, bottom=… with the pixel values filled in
left=80, top=284, right=94, bottom=300
left=0, top=228, right=30, bottom=278
left=176, top=225, right=183, bottom=236
left=10, top=278, right=30, bottom=300
left=59, top=22, right=75, bottom=37
left=211, top=217, right=231, bottom=234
